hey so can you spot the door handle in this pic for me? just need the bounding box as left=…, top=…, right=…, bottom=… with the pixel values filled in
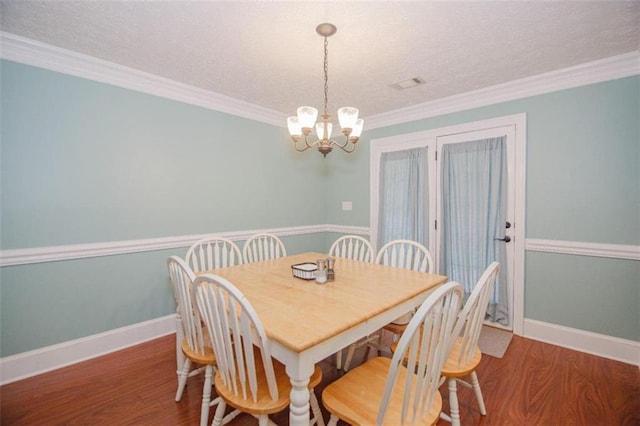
left=494, top=236, right=511, bottom=243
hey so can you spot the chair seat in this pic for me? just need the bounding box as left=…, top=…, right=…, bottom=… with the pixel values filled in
left=384, top=322, right=408, bottom=335
left=441, top=337, right=482, bottom=378
left=215, top=348, right=323, bottom=416
left=323, top=357, right=442, bottom=426
left=180, top=335, right=216, bottom=365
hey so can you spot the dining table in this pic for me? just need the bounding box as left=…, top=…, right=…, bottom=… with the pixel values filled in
left=202, top=251, right=447, bottom=426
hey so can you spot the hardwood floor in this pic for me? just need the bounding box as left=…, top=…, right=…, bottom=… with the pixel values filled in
left=2, top=334, right=638, bottom=425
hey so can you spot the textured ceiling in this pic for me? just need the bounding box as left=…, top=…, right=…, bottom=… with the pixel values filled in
left=1, top=1, right=639, bottom=119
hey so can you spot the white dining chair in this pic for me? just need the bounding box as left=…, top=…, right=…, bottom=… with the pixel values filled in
left=242, top=232, right=287, bottom=263
left=440, top=261, right=500, bottom=426
left=341, top=239, right=434, bottom=371
left=167, top=256, right=233, bottom=426
left=167, top=256, right=188, bottom=387
left=328, top=235, right=373, bottom=371
left=377, top=238, right=434, bottom=326
left=375, top=239, right=434, bottom=273
left=322, top=282, right=463, bottom=426
left=185, top=236, right=243, bottom=273
left=194, top=273, right=325, bottom=426
left=328, top=235, right=373, bottom=263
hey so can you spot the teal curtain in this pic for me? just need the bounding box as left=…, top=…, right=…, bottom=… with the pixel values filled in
left=440, top=137, right=509, bottom=325
left=377, top=147, right=429, bottom=249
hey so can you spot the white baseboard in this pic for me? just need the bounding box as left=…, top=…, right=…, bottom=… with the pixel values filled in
left=2, top=314, right=637, bottom=385
left=0, top=314, right=176, bottom=385
left=523, top=319, right=640, bottom=366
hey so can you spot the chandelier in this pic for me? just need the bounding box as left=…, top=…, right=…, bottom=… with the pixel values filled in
left=287, top=23, right=364, bottom=158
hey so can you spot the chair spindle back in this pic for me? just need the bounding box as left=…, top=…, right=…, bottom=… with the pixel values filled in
left=377, top=282, right=463, bottom=425
left=167, top=256, right=208, bottom=356
left=185, top=236, right=243, bottom=273
left=329, top=235, right=373, bottom=262
left=242, top=233, right=287, bottom=263
left=455, top=261, right=500, bottom=368
left=195, top=273, right=279, bottom=403
left=375, top=239, right=434, bottom=272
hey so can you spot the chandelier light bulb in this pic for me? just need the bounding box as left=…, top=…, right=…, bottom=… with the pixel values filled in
left=296, top=106, right=318, bottom=129
left=287, top=116, right=302, bottom=137
left=315, top=121, right=333, bottom=140
left=338, top=107, right=359, bottom=130
left=350, top=119, right=364, bottom=138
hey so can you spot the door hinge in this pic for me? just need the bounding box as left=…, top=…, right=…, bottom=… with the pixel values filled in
left=435, top=151, right=438, bottom=161
left=435, top=220, right=437, bottom=230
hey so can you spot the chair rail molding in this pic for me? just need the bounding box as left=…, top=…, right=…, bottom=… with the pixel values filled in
left=0, top=224, right=370, bottom=267
left=525, top=239, right=640, bottom=261
left=3, top=233, right=636, bottom=268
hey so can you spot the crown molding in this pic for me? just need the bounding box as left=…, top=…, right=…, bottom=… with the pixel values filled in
left=0, top=31, right=287, bottom=127
left=2, top=31, right=638, bottom=138
left=367, top=51, right=640, bottom=130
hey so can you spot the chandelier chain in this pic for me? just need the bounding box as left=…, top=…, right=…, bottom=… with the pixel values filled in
left=323, top=36, right=329, bottom=116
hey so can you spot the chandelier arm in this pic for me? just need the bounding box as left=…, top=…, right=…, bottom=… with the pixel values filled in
left=331, top=138, right=357, bottom=153
left=292, top=135, right=320, bottom=152
left=304, top=134, right=320, bottom=149
left=293, top=143, right=313, bottom=152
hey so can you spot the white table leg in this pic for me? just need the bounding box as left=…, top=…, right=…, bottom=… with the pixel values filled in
left=289, top=376, right=310, bottom=425
left=286, top=361, right=313, bottom=426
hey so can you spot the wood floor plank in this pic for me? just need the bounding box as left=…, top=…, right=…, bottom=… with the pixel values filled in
left=1, top=334, right=638, bottom=425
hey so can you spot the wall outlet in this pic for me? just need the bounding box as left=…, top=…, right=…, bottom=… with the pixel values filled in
left=342, top=201, right=353, bottom=211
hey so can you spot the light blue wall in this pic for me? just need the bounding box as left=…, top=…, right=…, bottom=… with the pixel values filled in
left=0, top=233, right=327, bottom=355
left=1, top=60, right=330, bottom=248
left=0, top=60, right=329, bottom=356
left=526, top=252, right=639, bottom=340
left=1, top=61, right=638, bottom=357
left=325, top=76, right=640, bottom=341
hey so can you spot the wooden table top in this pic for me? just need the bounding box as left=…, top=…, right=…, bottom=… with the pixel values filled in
left=204, top=252, right=448, bottom=353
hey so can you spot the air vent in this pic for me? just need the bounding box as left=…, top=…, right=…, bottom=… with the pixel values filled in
left=390, top=76, right=425, bottom=90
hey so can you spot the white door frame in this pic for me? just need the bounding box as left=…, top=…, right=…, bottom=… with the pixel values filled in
left=370, top=113, right=527, bottom=335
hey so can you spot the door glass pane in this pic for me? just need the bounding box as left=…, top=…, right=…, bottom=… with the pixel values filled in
left=440, top=137, right=509, bottom=325
left=377, top=147, right=429, bottom=249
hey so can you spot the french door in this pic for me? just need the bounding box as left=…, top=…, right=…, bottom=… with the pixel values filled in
left=370, top=114, right=526, bottom=332
left=435, top=127, right=515, bottom=328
